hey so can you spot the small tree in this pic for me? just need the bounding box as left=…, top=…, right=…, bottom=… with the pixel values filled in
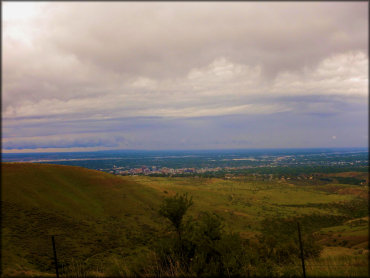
left=159, top=193, right=193, bottom=239
left=157, top=196, right=252, bottom=276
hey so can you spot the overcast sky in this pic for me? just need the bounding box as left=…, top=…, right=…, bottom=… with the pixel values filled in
left=2, top=2, right=368, bottom=152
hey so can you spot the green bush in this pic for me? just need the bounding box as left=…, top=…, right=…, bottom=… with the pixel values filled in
left=156, top=194, right=257, bottom=276
left=159, top=193, right=193, bottom=237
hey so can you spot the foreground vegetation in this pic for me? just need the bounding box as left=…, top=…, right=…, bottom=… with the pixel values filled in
left=2, top=163, right=368, bottom=277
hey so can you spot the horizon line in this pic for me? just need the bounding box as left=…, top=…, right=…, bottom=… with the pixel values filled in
left=2, top=146, right=368, bottom=155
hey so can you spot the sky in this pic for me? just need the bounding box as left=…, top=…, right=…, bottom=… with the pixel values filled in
left=2, top=2, right=368, bottom=152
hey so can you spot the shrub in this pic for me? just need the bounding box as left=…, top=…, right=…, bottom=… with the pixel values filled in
left=156, top=194, right=255, bottom=276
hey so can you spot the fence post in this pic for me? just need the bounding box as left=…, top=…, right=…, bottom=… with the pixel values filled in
left=51, top=235, right=59, bottom=278
left=297, top=222, right=306, bottom=278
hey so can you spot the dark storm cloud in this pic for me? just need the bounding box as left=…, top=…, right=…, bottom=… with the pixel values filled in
left=2, top=134, right=128, bottom=150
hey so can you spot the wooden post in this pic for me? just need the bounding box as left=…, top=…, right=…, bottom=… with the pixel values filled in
left=51, top=235, right=59, bottom=278
left=297, top=222, right=306, bottom=278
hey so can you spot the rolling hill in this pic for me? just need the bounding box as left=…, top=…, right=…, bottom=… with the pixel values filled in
left=2, top=163, right=164, bottom=276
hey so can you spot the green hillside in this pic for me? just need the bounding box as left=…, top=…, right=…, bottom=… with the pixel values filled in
left=2, top=163, right=368, bottom=277
left=2, top=163, right=164, bottom=276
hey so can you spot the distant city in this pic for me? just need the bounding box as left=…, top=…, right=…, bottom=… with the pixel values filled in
left=3, top=148, right=368, bottom=177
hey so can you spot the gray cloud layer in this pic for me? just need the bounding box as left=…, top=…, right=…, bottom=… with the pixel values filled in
left=2, top=2, right=368, bottom=151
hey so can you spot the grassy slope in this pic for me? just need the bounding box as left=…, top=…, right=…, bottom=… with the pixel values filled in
left=2, top=163, right=164, bottom=276
left=133, top=175, right=369, bottom=277
left=2, top=163, right=368, bottom=276
left=131, top=176, right=360, bottom=232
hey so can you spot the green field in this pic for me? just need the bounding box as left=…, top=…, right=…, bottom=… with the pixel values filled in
left=2, top=163, right=368, bottom=277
